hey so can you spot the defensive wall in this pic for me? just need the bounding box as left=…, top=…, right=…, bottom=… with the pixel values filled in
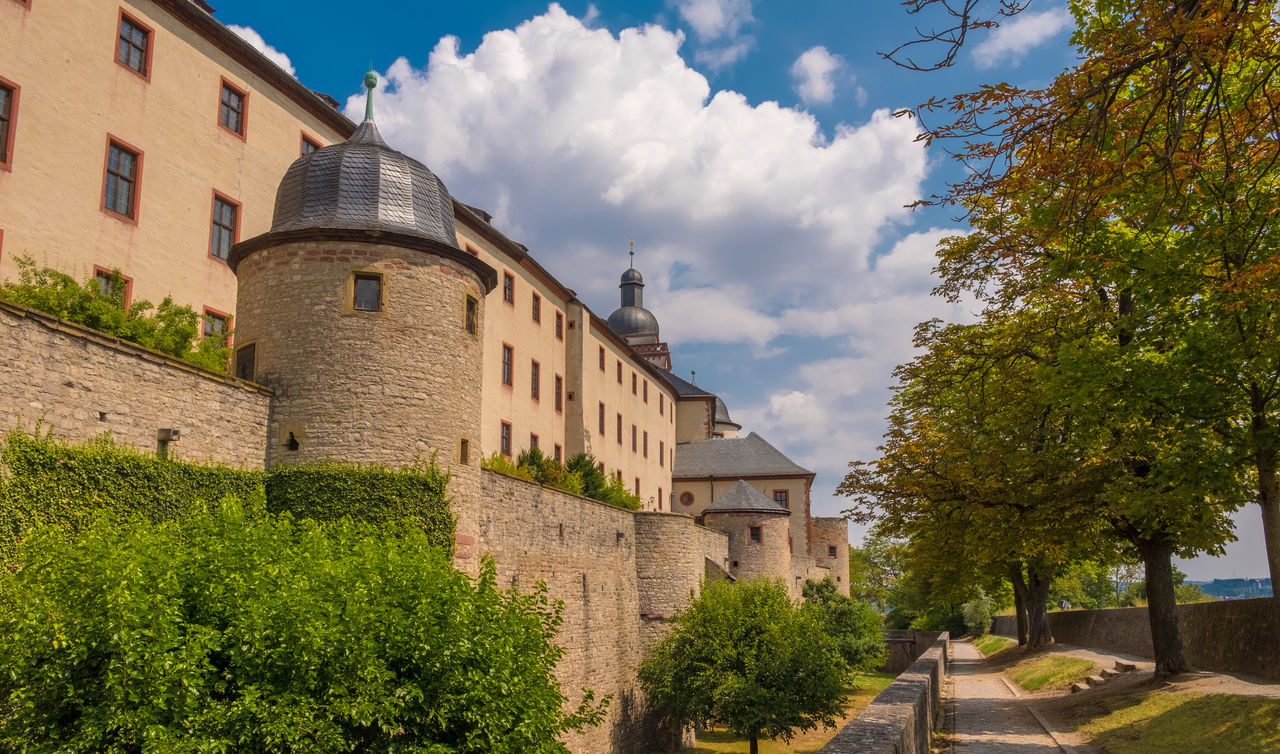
left=819, top=633, right=950, bottom=754
left=0, top=302, right=731, bottom=753
left=0, top=300, right=270, bottom=467
left=991, top=598, right=1280, bottom=681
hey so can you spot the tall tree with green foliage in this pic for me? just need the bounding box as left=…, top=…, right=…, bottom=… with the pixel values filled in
left=638, top=579, right=848, bottom=754
left=0, top=501, right=605, bottom=752
left=801, top=577, right=886, bottom=672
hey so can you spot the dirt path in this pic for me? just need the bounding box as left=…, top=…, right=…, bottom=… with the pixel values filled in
left=949, top=639, right=1063, bottom=752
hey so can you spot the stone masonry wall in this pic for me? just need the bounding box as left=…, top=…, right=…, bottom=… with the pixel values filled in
left=706, top=511, right=793, bottom=594
left=991, top=598, right=1280, bottom=681
left=234, top=241, right=486, bottom=493
left=0, top=301, right=270, bottom=467
left=457, top=470, right=697, bottom=754
left=633, top=511, right=729, bottom=647
left=810, top=517, right=851, bottom=596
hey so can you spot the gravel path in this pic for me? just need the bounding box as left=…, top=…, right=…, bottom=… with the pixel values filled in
left=950, top=640, right=1062, bottom=752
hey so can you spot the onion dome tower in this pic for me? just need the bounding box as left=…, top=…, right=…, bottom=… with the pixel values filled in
left=229, top=72, right=496, bottom=471
left=606, top=241, right=671, bottom=370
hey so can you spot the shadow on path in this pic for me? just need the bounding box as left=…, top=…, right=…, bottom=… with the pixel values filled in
left=950, top=640, right=1061, bottom=752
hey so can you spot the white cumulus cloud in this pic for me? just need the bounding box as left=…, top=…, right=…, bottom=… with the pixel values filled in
left=970, top=7, right=1072, bottom=69
left=791, top=46, right=846, bottom=106
left=673, top=0, right=753, bottom=40
left=228, top=25, right=296, bottom=77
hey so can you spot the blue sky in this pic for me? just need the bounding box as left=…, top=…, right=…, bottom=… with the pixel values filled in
left=211, top=0, right=1267, bottom=581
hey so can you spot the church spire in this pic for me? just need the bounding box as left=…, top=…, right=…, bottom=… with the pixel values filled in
left=363, top=69, right=378, bottom=122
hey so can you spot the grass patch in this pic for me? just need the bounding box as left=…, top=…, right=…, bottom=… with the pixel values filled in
left=679, top=672, right=895, bottom=753
left=1073, top=691, right=1280, bottom=753
left=1008, top=655, right=1096, bottom=691
left=975, top=634, right=1015, bottom=657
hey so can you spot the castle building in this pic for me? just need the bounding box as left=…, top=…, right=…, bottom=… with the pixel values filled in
left=1, top=4, right=850, bottom=749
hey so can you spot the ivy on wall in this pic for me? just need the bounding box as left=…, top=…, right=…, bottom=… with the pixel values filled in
left=0, top=429, right=455, bottom=562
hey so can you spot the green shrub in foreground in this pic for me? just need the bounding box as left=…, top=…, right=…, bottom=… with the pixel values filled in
left=802, top=577, right=887, bottom=672
left=0, top=502, right=606, bottom=752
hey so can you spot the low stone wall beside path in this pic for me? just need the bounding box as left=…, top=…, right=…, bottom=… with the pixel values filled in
left=990, top=598, right=1280, bottom=681
left=819, top=633, right=950, bottom=754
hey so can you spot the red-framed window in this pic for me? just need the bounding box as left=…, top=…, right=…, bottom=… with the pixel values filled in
left=555, top=311, right=564, bottom=340
left=659, top=441, right=665, bottom=467
left=554, top=374, right=563, bottom=413
left=115, top=10, right=153, bottom=81
left=0, top=77, right=19, bottom=171
left=209, top=191, right=240, bottom=261
left=658, top=487, right=663, bottom=511
left=598, top=346, right=605, bottom=371
left=102, top=136, right=143, bottom=222
left=464, top=244, right=481, bottom=257
left=500, top=421, right=512, bottom=456
left=774, top=490, right=789, bottom=509
left=530, top=359, right=540, bottom=401
left=616, top=413, right=623, bottom=444
left=218, top=78, right=248, bottom=138
left=631, top=372, right=637, bottom=395
left=634, top=477, right=640, bottom=496
left=202, top=306, right=232, bottom=345
left=92, top=265, right=133, bottom=309
left=598, top=402, right=606, bottom=435
left=749, top=526, right=762, bottom=543
left=680, top=491, right=693, bottom=506
left=501, top=344, right=514, bottom=386
left=301, top=132, right=322, bottom=155
left=532, top=292, right=541, bottom=323
left=554, top=443, right=562, bottom=462
left=643, top=380, right=648, bottom=403
left=659, top=394, right=664, bottom=415
left=643, top=431, right=648, bottom=458
left=631, top=424, right=637, bottom=452
left=530, top=433, right=539, bottom=449
left=502, top=272, right=514, bottom=304
left=616, top=360, right=622, bottom=384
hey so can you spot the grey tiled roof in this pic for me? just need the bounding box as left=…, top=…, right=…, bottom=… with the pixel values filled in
left=703, top=479, right=791, bottom=514
left=673, top=432, right=813, bottom=479
left=714, top=396, right=741, bottom=429
left=271, top=119, right=457, bottom=247
left=661, top=370, right=714, bottom=398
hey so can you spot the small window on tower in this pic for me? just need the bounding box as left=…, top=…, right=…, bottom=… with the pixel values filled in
left=353, top=273, right=381, bottom=312
left=749, top=526, right=762, bottom=543
left=235, top=343, right=256, bottom=381
left=828, top=545, right=838, bottom=559
left=459, top=438, right=470, bottom=465
left=465, top=295, right=478, bottom=335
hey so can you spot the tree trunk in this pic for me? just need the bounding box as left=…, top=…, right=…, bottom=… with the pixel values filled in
left=749, top=735, right=759, bottom=754
left=1009, top=563, right=1030, bottom=646
left=1135, top=533, right=1192, bottom=677
left=1025, top=563, right=1054, bottom=647
left=1249, top=382, right=1280, bottom=598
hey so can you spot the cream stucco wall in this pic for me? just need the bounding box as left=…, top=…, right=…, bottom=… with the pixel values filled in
left=457, top=221, right=570, bottom=465
left=0, top=0, right=348, bottom=318
left=675, top=397, right=713, bottom=443
left=578, top=319, right=675, bottom=510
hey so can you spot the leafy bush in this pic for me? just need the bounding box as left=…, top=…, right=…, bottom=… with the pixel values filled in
left=483, top=450, right=639, bottom=510
left=0, top=256, right=230, bottom=374
left=639, top=578, right=848, bottom=752
left=801, top=577, right=886, bottom=672
left=0, top=427, right=262, bottom=562
left=0, top=501, right=605, bottom=751
left=265, top=460, right=455, bottom=553
left=962, top=587, right=995, bottom=638
left=1, top=429, right=455, bottom=562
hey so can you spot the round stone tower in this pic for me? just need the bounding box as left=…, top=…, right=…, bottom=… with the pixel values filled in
left=229, top=73, right=496, bottom=473
left=700, top=480, right=792, bottom=589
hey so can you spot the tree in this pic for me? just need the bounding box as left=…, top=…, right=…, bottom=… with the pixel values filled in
left=847, top=534, right=906, bottom=612
left=802, top=577, right=887, bottom=672
left=638, top=579, right=848, bottom=754
left=0, top=501, right=605, bottom=751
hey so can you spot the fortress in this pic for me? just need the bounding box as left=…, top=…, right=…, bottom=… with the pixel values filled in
left=0, top=2, right=848, bottom=750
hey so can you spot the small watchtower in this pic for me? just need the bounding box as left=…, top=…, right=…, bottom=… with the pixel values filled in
left=229, top=72, right=496, bottom=472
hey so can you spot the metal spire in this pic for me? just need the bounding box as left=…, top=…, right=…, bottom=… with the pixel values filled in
left=629, top=239, right=636, bottom=269
left=363, top=69, right=378, bottom=122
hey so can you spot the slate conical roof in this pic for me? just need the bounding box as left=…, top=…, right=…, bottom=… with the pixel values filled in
left=269, top=116, right=456, bottom=246
left=703, top=480, right=791, bottom=515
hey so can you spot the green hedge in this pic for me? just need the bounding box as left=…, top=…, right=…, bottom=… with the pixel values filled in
left=265, top=461, right=455, bottom=552
left=0, top=429, right=455, bottom=561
